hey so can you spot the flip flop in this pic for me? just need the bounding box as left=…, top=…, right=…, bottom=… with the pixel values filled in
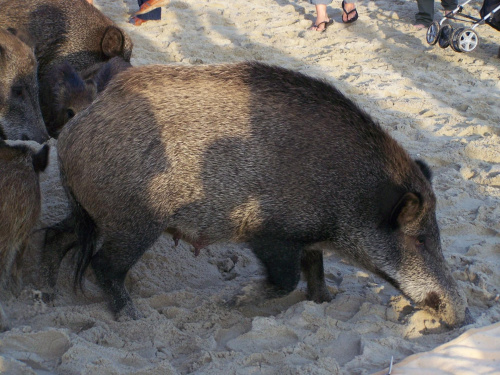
left=309, top=19, right=333, bottom=32
left=134, top=0, right=169, bottom=16
left=341, top=1, right=359, bottom=23
left=129, top=16, right=148, bottom=26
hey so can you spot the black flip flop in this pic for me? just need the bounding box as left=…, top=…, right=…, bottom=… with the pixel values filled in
left=341, top=1, right=359, bottom=23
left=309, top=19, right=333, bottom=32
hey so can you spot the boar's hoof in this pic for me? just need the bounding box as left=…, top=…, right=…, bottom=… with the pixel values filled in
left=0, top=306, right=9, bottom=332
left=463, top=307, right=475, bottom=325
left=307, top=287, right=334, bottom=304
left=115, top=303, right=144, bottom=322
left=41, top=291, right=56, bottom=304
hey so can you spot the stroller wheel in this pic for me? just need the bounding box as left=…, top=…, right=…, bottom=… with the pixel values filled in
left=450, top=27, right=464, bottom=52
left=456, top=28, right=479, bottom=52
left=426, top=21, right=440, bottom=45
left=438, top=25, right=452, bottom=48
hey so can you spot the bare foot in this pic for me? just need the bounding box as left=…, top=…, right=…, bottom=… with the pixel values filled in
left=414, top=24, right=427, bottom=30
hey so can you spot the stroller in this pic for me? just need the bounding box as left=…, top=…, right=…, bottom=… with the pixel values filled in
left=426, top=0, right=500, bottom=52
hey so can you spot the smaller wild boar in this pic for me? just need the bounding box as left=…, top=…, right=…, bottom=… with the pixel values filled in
left=0, top=140, right=49, bottom=330
left=40, top=62, right=97, bottom=138
left=43, top=62, right=469, bottom=328
left=40, top=57, right=132, bottom=138
left=0, top=28, right=48, bottom=143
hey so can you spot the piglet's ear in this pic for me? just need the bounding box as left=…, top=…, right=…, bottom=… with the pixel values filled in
left=7, top=27, right=35, bottom=49
left=391, top=192, right=421, bottom=228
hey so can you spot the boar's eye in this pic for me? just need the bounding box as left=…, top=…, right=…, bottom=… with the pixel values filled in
left=416, top=236, right=425, bottom=248
left=67, top=108, right=75, bottom=119
left=12, top=86, right=24, bottom=99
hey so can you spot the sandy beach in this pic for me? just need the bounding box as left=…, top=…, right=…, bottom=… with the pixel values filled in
left=0, top=0, right=499, bottom=373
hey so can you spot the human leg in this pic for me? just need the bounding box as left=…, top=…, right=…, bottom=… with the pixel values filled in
left=415, top=0, right=435, bottom=28
left=441, top=0, right=458, bottom=14
left=309, top=0, right=332, bottom=31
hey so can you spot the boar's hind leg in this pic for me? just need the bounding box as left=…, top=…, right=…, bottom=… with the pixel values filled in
left=249, top=236, right=302, bottom=296
left=41, top=216, right=78, bottom=301
left=90, top=239, right=147, bottom=321
left=301, top=248, right=332, bottom=303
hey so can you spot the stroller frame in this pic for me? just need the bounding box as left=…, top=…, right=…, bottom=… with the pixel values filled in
left=426, top=0, right=500, bottom=52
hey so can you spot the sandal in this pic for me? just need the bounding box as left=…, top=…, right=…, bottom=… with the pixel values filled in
left=309, top=19, right=333, bottom=32
left=129, top=16, right=148, bottom=26
left=341, top=1, right=359, bottom=23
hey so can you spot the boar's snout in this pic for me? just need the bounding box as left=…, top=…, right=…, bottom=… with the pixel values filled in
left=422, top=287, right=469, bottom=327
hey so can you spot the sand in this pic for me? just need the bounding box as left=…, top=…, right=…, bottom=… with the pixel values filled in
left=1, top=0, right=499, bottom=374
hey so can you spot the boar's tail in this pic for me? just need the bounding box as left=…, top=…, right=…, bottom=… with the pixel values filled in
left=72, top=198, right=97, bottom=292
left=61, top=184, right=98, bottom=293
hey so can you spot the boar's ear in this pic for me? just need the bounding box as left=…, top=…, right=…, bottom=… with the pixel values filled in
left=391, top=192, right=422, bottom=228
left=101, top=26, right=124, bottom=58
left=32, top=144, right=49, bottom=173
left=94, top=61, right=114, bottom=92
left=85, top=79, right=98, bottom=97
left=415, top=159, right=433, bottom=182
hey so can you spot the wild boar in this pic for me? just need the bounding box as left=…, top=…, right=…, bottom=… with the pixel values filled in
left=40, top=57, right=132, bottom=138
left=42, top=62, right=469, bottom=327
left=40, top=62, right=97, bottom=138
left=0, top=140, right=49, bottom=330
left=0, top=28, right=48, bottom=143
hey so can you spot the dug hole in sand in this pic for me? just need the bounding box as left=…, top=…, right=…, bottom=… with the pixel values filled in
left=1, top=0, right=499, bottom=374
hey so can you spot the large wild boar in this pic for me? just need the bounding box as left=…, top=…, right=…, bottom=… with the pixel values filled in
left=0, top=140, right=49, bottom=330
left=0, top=28, right=48, bottom=143
left=0, top=0, right=133, bottom=131
left=42, top=62, right=469, bottom=326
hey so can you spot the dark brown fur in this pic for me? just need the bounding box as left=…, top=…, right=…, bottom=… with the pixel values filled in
left=44, top=62, right=468, bottom=326
left=0, top=140, right=49, bottom=330
left=81, top=56, right=133, bottom=93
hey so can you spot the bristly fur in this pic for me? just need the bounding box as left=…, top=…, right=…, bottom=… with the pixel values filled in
left=48, top=61, right=467, bottom=326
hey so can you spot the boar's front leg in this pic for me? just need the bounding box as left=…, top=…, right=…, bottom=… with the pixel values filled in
left=249, top=236, right=303, bottom=297
left=301, top=248, right=333, bottom=303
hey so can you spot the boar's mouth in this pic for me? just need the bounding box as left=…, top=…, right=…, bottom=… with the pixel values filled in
left=376, top=271, right=400, bottom=290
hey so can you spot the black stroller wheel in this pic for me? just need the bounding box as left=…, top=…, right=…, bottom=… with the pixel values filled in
left=456, top=28, right=479, bottom=52
left=426, top=21, right=440, bottom=45
left=438, top=25, right=452, bottom=48
left=450, top=27, right=464, bottom=52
